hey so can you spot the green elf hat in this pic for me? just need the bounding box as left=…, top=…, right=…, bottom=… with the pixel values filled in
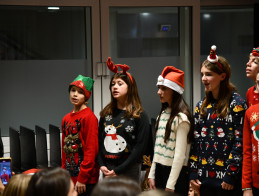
left=69, top=75, right=94, bottom=100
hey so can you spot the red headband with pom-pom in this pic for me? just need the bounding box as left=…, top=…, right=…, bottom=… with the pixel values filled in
left=107, top=57, right=133, bottom=83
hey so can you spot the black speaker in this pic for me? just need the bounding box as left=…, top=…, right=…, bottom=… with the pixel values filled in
left=9, top=127, right=21, bottom=173
left=49, top=124, right=61, bottom=167
left=20, top=126, right=37, bottom=171
left=35, top=125, right=48, bottom=168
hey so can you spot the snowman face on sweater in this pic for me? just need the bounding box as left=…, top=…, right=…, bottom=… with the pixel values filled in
left=235, top=129, right=240, bottom=138
left=217, top=127, right=225, bottom=137
left=104, top=124, right=127, bottom=153
left=105, top=124, right=116, bottom=134
left=201, top=127, right=207, bottom=137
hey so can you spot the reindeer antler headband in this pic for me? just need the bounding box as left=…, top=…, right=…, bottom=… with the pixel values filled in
left=107, top=57, right=133, bottom=83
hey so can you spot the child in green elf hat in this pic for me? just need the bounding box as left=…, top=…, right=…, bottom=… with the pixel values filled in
left=61, top=75, right=99, bottom=196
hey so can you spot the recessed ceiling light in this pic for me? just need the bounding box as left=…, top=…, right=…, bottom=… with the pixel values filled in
left=48, top=7, right=60, bottom=10
left=203, top=14, right=211, bottom=19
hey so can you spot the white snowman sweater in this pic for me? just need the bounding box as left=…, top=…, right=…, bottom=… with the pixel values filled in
left=148, top=108, right=190, bottom=190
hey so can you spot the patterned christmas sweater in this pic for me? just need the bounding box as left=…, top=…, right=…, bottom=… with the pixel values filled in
left=148, top=108, right=191, bottom=190
left=61, top=107, right=99, bottom=185
left=189, top=91, right=247, bottom=187
left=97, top=108, right=150, bottom=174
left=246, top=86, right=259, bottom=107
left=242, top=104, right=259, bottom=189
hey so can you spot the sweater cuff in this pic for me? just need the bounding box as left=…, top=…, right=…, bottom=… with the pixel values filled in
left=148, top=162, right=156, bottom=179
left=242, top=183, right=252, bottom=189
left=77, top=174, right=87, bottom=184
left=222, top=173, right=235, bottom=185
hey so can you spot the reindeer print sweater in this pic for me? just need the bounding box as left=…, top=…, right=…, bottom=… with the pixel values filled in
left=98, top=108, right=150, bottom=174
left=61, top=107, right=99, bottom=185
left=189, top=91, right=247, bottom=187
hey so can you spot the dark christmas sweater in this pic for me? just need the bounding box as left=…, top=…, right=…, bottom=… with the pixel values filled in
left=189, top=91, right=247, bottom=187
left=97, top=108, right=150, bottom=174
left=61, top=107, right=99, bottom=185
left=242, top=104, right=259, bottom=189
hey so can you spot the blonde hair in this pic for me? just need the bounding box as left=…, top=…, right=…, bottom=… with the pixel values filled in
left=2, top=174, right=32, bottom=196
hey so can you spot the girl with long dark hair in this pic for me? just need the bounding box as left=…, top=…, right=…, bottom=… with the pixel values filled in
left=148, top=66, right=194, bottom=196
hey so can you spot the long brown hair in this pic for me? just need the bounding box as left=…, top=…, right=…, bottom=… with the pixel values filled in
left=200, top=56, right=236, bottom=119
left=100, top=72, right=143, bottom=119
left=155, top=90, right=194, bottom=143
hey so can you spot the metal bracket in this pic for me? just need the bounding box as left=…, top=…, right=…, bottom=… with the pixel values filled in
left=96, top=62, right=103, bottom=77
left=96, top=62, right=110, bottom=77
left=102, top=63, right=110, bottom=77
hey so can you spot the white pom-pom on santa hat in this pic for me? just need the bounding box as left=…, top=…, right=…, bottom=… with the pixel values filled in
left=211, top=45, right=216, bottom=51
left=207, top=45, right=218, bottom=63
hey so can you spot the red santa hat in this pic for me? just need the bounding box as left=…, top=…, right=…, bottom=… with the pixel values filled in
left=22, top=168, right=41, bottom=175
left=207, top=45, right=223, bottom=71
left=157, top=66, right=184, bottom=94
left=251, top=47, right=259, bottom=57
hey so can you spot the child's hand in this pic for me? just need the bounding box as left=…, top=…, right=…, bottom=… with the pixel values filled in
left=105, top=169, right=116, bottom=177
left=148, top=178, right=156, bottom=189
left=100, top=166, right=110, bottom=175
left=221, top=181, right=234, bottom=190
left=75, top=181, right=86, bottom=194
left=165, top=188, right=174, bottom=192
left=243, top=189, right=253, bottom=196
left=101, top=166, right=116, bottom=177
left=190, top=179, right=201, bottom=194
